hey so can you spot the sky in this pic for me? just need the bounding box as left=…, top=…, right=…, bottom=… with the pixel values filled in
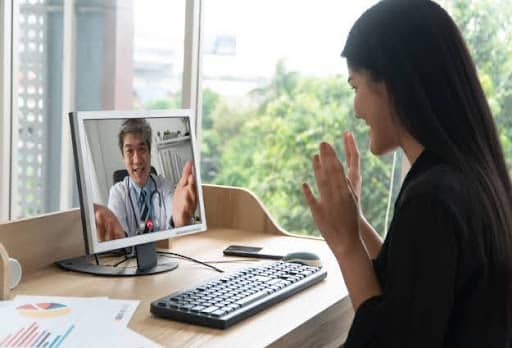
left=202, top=0, right=377, bottom=77
left=133, top=0, right=377, bottom=79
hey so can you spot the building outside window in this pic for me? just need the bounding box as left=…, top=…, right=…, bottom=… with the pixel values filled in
left=10, top=0, right=185, bottom=218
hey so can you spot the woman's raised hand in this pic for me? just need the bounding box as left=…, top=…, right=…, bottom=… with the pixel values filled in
left=302, top=142, right=360, bottom=255
left=343, top=131, right=362, bottom=203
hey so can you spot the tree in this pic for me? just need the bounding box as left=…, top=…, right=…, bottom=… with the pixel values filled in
left=209, top=67, right=395, bottom=236
left=201, top=0, right=512, bottom=237
left=249, top=59, right=300, bottom=113
left=438, top=0, right=512, bottom=163
left=145, top=95, right=181, bottom=110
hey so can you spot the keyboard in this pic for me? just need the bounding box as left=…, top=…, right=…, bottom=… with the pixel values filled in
left=150, top=261, right=327, bottom=329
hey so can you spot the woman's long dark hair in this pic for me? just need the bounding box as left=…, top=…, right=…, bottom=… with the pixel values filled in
left=342, top=0, right=512, bottom=329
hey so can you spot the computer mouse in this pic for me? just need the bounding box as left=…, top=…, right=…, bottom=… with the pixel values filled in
left=282, top=251, right=322, bottom=268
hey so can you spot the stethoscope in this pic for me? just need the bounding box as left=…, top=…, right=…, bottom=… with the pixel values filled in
left=127, top=174, right=163, bottom=232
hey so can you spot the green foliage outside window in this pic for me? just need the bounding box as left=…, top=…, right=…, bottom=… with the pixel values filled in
left=439, top=0, right=512, bottom=162
left=147, top=0, right=512, bottom=237
left=199, top=68, right=395, bottom=237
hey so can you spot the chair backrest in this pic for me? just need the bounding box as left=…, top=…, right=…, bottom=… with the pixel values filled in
left=113, top=166, right=157, bottom=184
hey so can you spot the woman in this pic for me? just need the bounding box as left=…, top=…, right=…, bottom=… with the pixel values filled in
left=302, top=0, right=512, bottom=346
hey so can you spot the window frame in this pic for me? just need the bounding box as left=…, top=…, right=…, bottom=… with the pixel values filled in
left=0, top=0, right=13, bottom=220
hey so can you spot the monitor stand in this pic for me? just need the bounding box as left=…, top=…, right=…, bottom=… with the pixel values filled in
left=56, top=242, right=178, bottom=276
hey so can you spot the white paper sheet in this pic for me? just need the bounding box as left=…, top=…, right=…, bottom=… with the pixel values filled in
left=0, top=295, right=159, bottom=348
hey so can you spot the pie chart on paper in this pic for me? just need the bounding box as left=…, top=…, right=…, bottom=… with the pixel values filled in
left=16, top=302, right=71, bottom=318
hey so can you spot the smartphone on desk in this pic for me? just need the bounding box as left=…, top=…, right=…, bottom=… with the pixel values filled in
left=223, top=245, right=284, bottom=260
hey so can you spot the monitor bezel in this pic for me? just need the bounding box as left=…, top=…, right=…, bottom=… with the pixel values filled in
left=70, top=109, right=207, bottom=255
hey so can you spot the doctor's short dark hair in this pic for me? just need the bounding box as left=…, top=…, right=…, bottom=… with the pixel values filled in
left=118, top=118, right=152, bottom=154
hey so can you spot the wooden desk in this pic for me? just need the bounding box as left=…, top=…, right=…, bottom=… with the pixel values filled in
left=0, top=185, right=353, bottom=347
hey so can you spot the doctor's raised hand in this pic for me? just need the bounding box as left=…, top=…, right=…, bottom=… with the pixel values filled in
left=172, top=160, right=198, bottom=227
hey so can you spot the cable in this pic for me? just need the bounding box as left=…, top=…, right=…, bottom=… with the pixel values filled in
left=92, top=250, right=225, bottom=272
left=97, top=249, right=129, bottom=258
left=112, top=257, right=130, bottom=267
left=201, top=259, right=261, bottom=264
left=158, top=251, right=224, bottom=273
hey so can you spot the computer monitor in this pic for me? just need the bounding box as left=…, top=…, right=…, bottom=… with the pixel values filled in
left=57, top=109, right=207, bottom=276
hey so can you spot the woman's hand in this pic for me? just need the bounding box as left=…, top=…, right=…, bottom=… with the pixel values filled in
left=344, top=131, right=362, bottom=202
left=302, top=142, right=360, bottom=255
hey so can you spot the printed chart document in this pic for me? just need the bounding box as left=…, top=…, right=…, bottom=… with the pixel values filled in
left=0, top=295, right=161, bottom=348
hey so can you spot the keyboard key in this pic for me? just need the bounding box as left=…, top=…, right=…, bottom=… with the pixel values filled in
left=236, top=289, right=274, bottom=307
left=200, top=306, right=219, bottom=314
left=181, top=304, right=194, bottom=311
left=211, top=309, right=227, bottom=317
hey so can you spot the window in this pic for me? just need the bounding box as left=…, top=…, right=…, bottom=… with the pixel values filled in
left=1, top=0, right=511, bottom=233
left=199, top=0, right=403, bottom=238
left=5, top=0, right=186, bottom=218
left=199, top=0, right=512, bottom=238
left=438, top=0, right=512, bottom=167
left=14, top=0, right=63, bottom=217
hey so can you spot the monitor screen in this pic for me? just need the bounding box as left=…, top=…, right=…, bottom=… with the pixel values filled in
left=69, top=109, right=206, bottom=256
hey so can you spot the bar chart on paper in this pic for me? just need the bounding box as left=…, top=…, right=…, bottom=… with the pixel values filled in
left=0, top=321, right=74, bottom=348
left=0, top=296, right=152, bottom=348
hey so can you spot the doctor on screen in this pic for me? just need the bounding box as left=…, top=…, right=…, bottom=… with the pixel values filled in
left=106, top=118, right=197, bottom=238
